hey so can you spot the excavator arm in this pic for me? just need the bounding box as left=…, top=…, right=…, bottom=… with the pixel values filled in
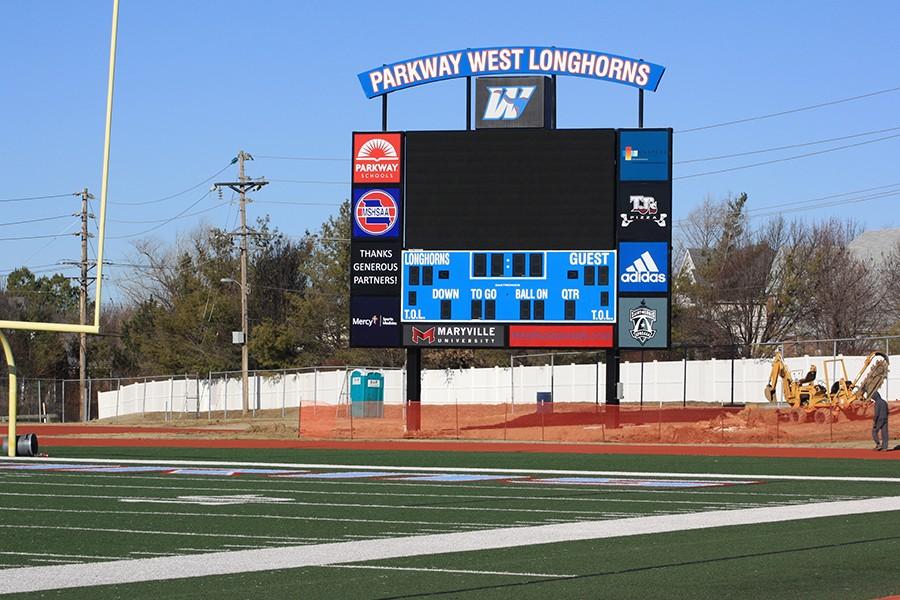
left=764, top=351, right=790, bottom=403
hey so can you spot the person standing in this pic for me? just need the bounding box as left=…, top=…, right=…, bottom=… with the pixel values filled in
left=872, top=390, right=889, bottom=451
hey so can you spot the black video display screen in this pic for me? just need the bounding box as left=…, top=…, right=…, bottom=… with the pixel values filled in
left=404, top=129, right=616, bottom=250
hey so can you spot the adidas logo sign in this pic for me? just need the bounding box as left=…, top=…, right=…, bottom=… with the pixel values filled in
left=621, top=251, right=666, bottom=284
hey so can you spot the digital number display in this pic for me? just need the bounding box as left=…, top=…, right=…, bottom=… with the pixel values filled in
left=402, top=250, right=616, bottom=323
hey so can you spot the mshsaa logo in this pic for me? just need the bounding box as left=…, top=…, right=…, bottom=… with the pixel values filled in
left=354, top=189, right=399, bottom=237
left=483, top=86, right=536, bottom=120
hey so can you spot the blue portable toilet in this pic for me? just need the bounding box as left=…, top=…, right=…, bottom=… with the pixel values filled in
left=350, top=370, right=366, bottom=417
left=364, top=372, right=385, bottom=418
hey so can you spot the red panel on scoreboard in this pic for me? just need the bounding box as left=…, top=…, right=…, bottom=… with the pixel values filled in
left=508, top=325, right=614, bottom=348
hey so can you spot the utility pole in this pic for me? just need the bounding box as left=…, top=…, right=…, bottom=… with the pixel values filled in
left=79, top=187, right=94, bottom=422
left=214, top=151, right=268, bottom=416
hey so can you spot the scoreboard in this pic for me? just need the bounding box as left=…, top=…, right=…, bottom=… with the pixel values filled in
left=401, top=250, right=616, bottom=323
left=348, top=127, right=673, bottom=349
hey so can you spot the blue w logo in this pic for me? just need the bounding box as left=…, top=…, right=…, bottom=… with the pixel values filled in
left=483, top=86, right=536, bottom=120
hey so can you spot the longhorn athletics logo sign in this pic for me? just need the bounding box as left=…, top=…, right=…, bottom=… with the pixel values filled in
left=475, top=76, right=553, bottom=129
left=352, top=188, right=401, bottom=239
left=483, top=86, right=536, bottom=120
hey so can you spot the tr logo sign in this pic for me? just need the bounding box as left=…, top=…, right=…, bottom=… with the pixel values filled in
left=482, top=86, right=536, bottom=120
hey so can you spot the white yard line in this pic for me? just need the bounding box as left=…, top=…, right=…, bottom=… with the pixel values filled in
left=0, top=478, right=793, bottom=505
left=0, top=495, right=898, bottom=594
left=3, top=455, right=900, bottom=483
left=0, top=491, right=675, bottom=515
left=0, top=524, right=309, bottom=542
left=0, top=505, right=511, bottom=529
left=0, top=551, right=115, bottom=560
left=319, top=564, right=577, bottom=578
left=28, top=559, right=80, bottom=564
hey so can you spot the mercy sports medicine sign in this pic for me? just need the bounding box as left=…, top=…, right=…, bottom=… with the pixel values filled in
left=358, top=46, right=665, bottom=98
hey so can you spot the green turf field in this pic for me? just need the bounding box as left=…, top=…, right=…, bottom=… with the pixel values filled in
left=1, top=447, right=899, bottom=599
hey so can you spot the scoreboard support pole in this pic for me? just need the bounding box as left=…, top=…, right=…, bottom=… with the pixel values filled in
left=605, top=349, right=620, bottom=428
left=406, top=347, right=422, bottom=431
left=603, top=86, right=644, bottom=429
left=382, top=94, right=423, bottom=433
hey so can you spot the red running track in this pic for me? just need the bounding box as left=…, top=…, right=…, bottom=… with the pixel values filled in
left=13, top=426, right=900, bottom=461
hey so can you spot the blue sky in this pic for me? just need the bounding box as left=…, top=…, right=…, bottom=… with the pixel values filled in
left=3, top=1, right=899, bottom=298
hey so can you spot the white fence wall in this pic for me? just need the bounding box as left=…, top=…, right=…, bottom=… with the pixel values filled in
left=97, top=354, right=899, bottom=419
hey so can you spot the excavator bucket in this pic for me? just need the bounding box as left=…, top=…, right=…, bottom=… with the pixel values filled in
left=856, top=353, right=890, bottom=399
left=764, top=384, right=776, bottom=404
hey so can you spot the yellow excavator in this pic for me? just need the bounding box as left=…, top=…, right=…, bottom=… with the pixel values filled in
left=764, top=350, right=890, bottom=423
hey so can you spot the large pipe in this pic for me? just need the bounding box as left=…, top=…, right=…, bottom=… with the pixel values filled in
left=1, top=433, right=38, bottom=458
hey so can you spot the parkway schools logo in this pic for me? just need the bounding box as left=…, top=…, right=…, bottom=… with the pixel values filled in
left=483, top=86, right=536, bottom=120
left=353, top=133, right=401, bottom=183
left=629, top=300, right=657, bottom=345
left=620, top=194, right=667, bottom=228
left=354, top=189, right=399, bottom=237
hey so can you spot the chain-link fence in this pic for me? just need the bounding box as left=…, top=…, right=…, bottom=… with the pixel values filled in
left=0, top=336, right=895, bottom=446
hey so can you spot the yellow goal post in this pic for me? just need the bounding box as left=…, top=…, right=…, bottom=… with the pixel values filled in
left=3, top=0, right=119, bottom=455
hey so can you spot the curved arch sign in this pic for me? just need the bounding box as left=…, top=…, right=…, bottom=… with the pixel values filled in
left=358, top=46, right=665, bottom=98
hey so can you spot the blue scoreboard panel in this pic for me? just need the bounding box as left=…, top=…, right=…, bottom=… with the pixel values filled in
left=401, top=250, right=616, bottom=323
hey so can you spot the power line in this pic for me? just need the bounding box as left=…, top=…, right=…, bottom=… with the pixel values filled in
left=0, top=214, right=73, bottom=227
left=0, top=193, right=77, bottom=204
left=674, top=132, right=900, bottom=180
left=253, top=200, right=342, bottom=206
left=112, top=162, right=233, bottom=206
left=0, top=263, right=65, bottom=275
left=673, top=185, right=900, bottom=228
left=269, top=178, right=348, bottom=185
left=108, top=201, right=230, bottom=224
left=747, top=189, right=900, bottom=219
left=676, top=84, right=900, bottom=134
left=0, top=232, right=78, bottom=242
left=745, top=181, right=900, bottom=214
left=675, top=125, right=900, bottom=165
left=108, top=190, right=213, bottom=240
left=256, top=154, right=347, bottom=162
left=15, top=218, right=81, bottom=266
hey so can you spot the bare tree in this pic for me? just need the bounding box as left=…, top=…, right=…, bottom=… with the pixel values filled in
left=801, top=219, right=885, bottom=352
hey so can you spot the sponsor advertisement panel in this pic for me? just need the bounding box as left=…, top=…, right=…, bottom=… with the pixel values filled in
left=618, top=241, right=669, bottom=293
left=352, top=133, right=402, bottom=184
left=352, top=187, right=401, bottom=240
left=402, top=323, right=506, bottom=347
left=619, top=129, right=671, bottom=181
left=508, top=325, right=613, bottom=348
left=351, top=243, right=401, bottom=295
left=349, top=296, right=401, bottom=348
left=616, top=182, right=671, bottom=242
left=617, top=296, right=668, bottom=348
